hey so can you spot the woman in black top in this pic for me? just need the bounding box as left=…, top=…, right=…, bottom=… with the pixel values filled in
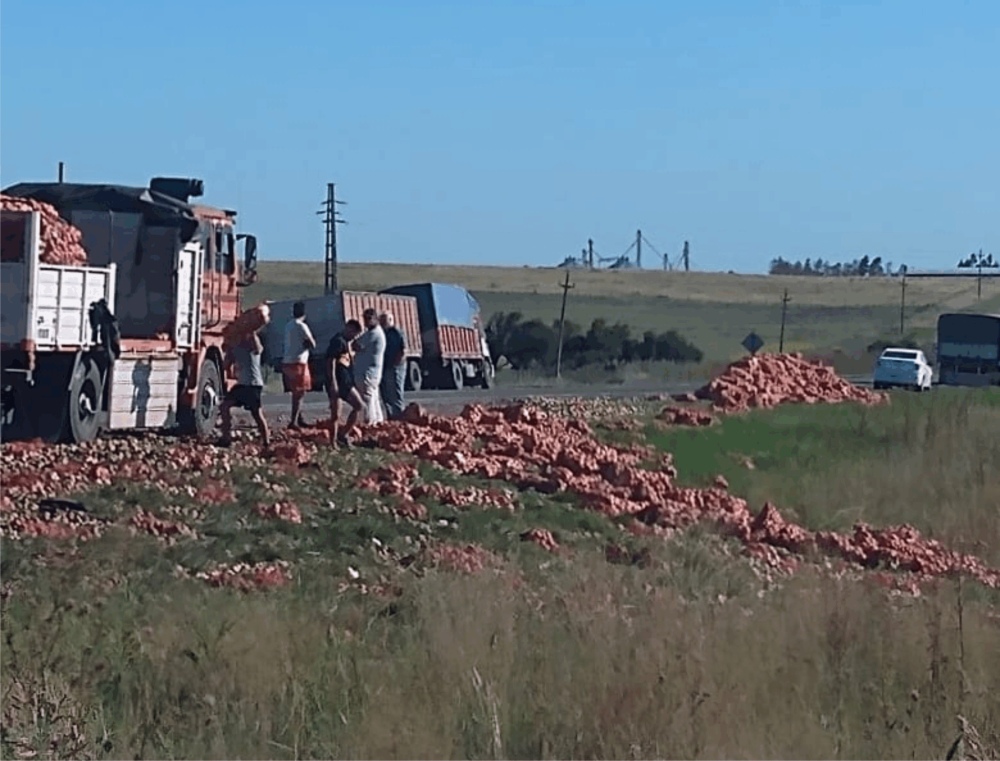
left=326, top=321, right=364, bottom=447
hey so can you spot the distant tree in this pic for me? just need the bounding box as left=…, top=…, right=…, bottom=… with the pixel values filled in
left=485, top=311, right=524, bottom=368
left=506, top=319, right=556, bottom=370
left=769, top=257, right=792, bottom=275
left=486, top=312, right=703, bottom=373
left=959, top=251, right=999, bottom=269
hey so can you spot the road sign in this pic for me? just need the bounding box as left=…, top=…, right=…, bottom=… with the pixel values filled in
left=742, top=331, right=764, bottom=355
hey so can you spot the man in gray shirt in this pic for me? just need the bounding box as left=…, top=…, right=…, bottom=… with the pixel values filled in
left=218, top=329, right=270, bottom=447
left=353, top=308, right=386, bottom=425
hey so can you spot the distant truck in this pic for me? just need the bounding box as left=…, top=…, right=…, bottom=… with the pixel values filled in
left=262, top=291, right=423, bottom=392
left=379, top=282, right=493, bottom=390
left=935, top=312, right=1000, bottom=387
left=1, top=177, right=259, bottom=443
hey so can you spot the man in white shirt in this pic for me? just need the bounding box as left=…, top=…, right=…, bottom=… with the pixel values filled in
left=352, top=307, right=386, bottom=425
left=281, top=301, right=316, bottom=429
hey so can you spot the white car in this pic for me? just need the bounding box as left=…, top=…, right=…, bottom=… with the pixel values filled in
left=872, top=347, right=934, bottom=391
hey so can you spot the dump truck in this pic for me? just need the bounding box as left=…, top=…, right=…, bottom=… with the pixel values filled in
left=0, top=177, right=259, bottom=443
left=379, top=282, right=493, bottom=390
left=262, top=291, right=423, bottom=391
left=936, top=312, right=1000, bottom=387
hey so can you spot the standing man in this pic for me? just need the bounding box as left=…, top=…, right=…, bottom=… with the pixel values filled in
left=353, top=307, right=386, bottom=425
left=325, top=319, right=364, bottom=447
left=218, top=329, right=270, bottom=448
left=282, top=301, right=316, bottom=429
left=379, top=311, right=407, bottom=420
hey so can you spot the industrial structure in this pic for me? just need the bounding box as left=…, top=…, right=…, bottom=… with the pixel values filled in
left=558, top=231, right=691, bottom=271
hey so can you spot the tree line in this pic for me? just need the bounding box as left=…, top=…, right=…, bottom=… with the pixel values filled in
left=768, top=256, right=904, bottom=277
left=485, top=312, right=704, bottom=372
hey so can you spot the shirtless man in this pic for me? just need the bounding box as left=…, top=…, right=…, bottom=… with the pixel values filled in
left=325, top=319, right=364, bottom=447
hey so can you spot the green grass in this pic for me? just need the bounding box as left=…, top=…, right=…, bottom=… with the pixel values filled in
left=3, top=390, right=1000, bottom=758
left=649, top=389, right=1000, bottom=558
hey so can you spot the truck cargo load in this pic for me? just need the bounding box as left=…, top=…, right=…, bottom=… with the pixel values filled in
left=379, top=282, right=493, bottom=390
left=936, top=312, right=1000, bottom=387
left=1, top=210, right=117, bottom=352
left=262, top=291, right=423, bottom=391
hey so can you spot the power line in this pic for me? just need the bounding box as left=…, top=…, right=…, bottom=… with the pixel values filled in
left=779, top=289, right=791, bottom=353
left=899, top=272, right=907, bottom=336
left=555, top=270, right=575, bottom=378
left=317, top=182, right=348, bottom=295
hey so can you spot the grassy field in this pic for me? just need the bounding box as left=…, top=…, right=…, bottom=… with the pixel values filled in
left=3, top=389, right=999, bottom=759
left=247, top=262, right=1000, bottom=363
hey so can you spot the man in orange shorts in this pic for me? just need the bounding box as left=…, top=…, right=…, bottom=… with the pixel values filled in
left=281, top=301, right=316, bottom=429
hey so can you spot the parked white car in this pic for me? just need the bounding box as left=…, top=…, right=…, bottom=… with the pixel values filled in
left=872, top=348, right=934, bottom=391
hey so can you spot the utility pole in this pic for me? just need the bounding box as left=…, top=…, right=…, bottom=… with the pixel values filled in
left=977, top=248, right=983, bottom=301
left=57, top=162, right=65, bottom=183
left=317, top=182, right=347, bottom=295
left=555, top=269, right=575, bottom=378
left=779, top=289, right=791, bottom=353
left=636, top=229, right=642, bottom=268
left=588, top=238, right=594, bottom=269
left=683, top=241, right=690, bottom=272
left=899, top=271, right=907, bottom=336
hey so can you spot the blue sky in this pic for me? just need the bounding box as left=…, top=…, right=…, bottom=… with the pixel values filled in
left=2, top=0, right=997, bottom=273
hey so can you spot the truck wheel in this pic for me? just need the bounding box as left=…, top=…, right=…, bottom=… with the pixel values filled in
left=178, top=359, right=221, bottom=437
left=446, top=361, right=464, bottom=390
left=479, top=360, right=494, bottom=389
left=406, top=360, right=423, bottom=392
left=65, top=359, right=104, bottom=444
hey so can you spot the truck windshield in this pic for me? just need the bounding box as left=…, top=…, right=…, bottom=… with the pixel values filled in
left=882, top=350, right=918, bottom=360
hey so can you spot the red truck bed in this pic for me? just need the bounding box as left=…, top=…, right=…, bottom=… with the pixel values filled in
left=434, top=324, right=482, bottom=360
left=341, top=291, right=423, bottom=358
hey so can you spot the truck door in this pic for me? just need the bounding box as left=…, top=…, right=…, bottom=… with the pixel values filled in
left=175, top=239, right=203, bottom=349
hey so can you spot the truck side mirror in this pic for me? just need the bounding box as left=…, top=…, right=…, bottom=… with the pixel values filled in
left=243, top=235, right=258, bottom=272
left=235, top=234, right=259, bottom=287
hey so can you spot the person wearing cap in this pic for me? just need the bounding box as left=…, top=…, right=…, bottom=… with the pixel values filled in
left=379, top=311, right=407, bottom=420
left=353, top=307, right=386, bottom=425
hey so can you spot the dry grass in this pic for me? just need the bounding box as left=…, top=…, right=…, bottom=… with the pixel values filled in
left=2, top=391, right=1000, bottom=759
left=248, top=262, right=999, bottom=364
left=255, top=260, right=999, bottom=309
left=4, top=561, right=998, bottom=759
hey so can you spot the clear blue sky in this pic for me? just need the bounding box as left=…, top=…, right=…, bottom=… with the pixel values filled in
left=2, top=0, right=997, bottom=273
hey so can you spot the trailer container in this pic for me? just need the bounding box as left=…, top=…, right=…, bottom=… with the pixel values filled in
left=379, top=282, right=493, bottom=390
left=936, top=312, right=1000, bottom=387
left=262, top=291, right=424, bottom=391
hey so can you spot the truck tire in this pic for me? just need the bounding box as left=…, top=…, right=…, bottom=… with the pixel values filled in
left=406, top=360, right=423, bottom=392
left=65, top=358, right=104, bottom=444
left=446, top=360, right=464, bottom=391
left=479, top=359, right=494, bottom=389
left=178, top=358, right=221, bottom=438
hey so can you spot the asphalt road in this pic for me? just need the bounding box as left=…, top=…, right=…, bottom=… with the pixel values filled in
left=258, top=375, right=872, bottom=421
